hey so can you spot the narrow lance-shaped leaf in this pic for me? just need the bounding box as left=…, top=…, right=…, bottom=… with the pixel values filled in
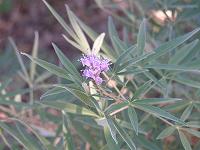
left=0, top=122, right=35, bottom=150
left=133, top=103, right=185, bottom=125
left=66, top=5, right=90, bottom=53
left=137, top=19, right=146, bottom=56
left=42, top=0, right=79, bottom=42
left=54, top=84, right=95, bottom=107
left=184, top=128, right=200, bottom=138
left=128, top=107, right=139, bottom=135
left=133, top=98, right=182, bottom=105
left=104, top=126, right=120, bottom=150
left=169, top=39, right=199, bottom=64
left=180, top=104, right=193, bottom=121
left=113, top=45, right=136, bottom=73
left=108, top=17, right=123, bottom=56
left=40, top=100, right=98, bottom=117
left=92, top=33, right=105, bottom=55
left=105, top=116, right=118, bottom=144
left=112, top=119, right=137, bottom=150
left=178, top=130, right=192, bottom=150
left=144, top=64, right=199, bottom=72
left=156, top=126, right=176, bottom=139
left=21, top=53, right=71, bottom=80
left=52, top=43, right=82, bottom=82
left=30, top=31, right=39, bottom=81
left=143, top=28, right=200, bottom=63
left=169, top=76, right=200, bottom=89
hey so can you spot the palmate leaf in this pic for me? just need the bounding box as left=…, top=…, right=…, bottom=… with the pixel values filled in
left=67, top=6, right=114, bottom=59
left=143, top=28, right=200, bottom=63
left=39, top=100, right=98, bottom=117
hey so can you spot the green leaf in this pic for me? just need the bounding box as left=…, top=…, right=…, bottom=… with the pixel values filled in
left=52, top=43, right=82, bottom=82
left=128, top=107, right=139, bottom=135
left=104, top=126, right=120, bottom=150
left=42, top=0, right=79, bottom=42
left=9, top=38, right=30, bottom=79
left=108, top=17, right=123, bottom=57
left=21, top=53, right=71, bottom=80
left=0, top=122, right=37, bottom=150
left=105, top=101, right=128, bottom=115
left=133, top=103, right=185, bottom=125
left=112, top=119, right=136, bottom=150
left=118, top=51, right=154, bottom=72
left=62, top=115, right=75, bottom=150
left=12, top=118, right=52, bottom=150
left=30, top=31, right=39, bottom=81
left=72, top=121, right=99, bottom=150
left=185, top=128, right=200, bottom=138
left=113, top=45, right=136, bottom=73
left=92, top=33, right=105, bottom=55
left=137, top=19, right=146, bottom=56
left=54, top=84, right=95, bottom=107
left=156, top=126, right=176, bottom=139
left=40, top=100, right=98, bottom=117
left=178, top=130, right=192, bottom=150
left=117, top=68, right=148, bottom=75
left=144, top=28, right=200, bottom=63
left=136, top=135, right=161, bottom=150
left=163, top=101, right=189, bottom=111
left=145, top=64, right=199, bottom=71
left=170, top=76, right=200, bottom=89
left=169, top=40, right=199, bottom=64
left=133, top=98, right=182, bottom=105
left=40, top=87, right=66, bottom=100
left=66, top=5, right=90, bottom=53
left=132, top=80, right=153, bottom=99
left=180, top=104, right=193, bottom=121
left=105, top=116, right=118, bottom=144
left=70, top=8, right=114, bottom=59
left=0, top=79, right=12, bottom=92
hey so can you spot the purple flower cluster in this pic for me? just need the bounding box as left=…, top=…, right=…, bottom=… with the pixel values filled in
left=80, top=55, right=110, bottom=84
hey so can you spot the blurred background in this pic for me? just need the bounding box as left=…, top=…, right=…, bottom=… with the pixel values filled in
left=0, top=0, right=200, bottom=149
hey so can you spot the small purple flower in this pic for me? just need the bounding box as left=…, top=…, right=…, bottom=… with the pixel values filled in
left=80, top=55, right=110, bottom=85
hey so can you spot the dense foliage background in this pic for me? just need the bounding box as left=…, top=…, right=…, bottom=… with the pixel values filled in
left=0, top=0, right=200, bottom=150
